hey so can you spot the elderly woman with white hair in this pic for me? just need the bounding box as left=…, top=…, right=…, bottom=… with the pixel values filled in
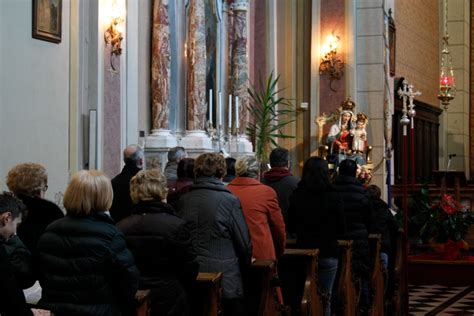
left=227, top=156, right=286, bottom=261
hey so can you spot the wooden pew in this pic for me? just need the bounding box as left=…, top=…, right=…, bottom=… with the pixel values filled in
left=334, top=240, right=357, bottom=316
left=278, top=248, right=324, bottom=316
left=135, top=290, right=151, bottom=316
left=388, top=229, right=404, bottom=316
left=368, top=234, right=384, bottom=316
left=245, top=259, right=281, bottom=316
left=191, top=272, right=223, bottom=316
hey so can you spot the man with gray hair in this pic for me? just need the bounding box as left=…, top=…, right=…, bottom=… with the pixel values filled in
left=164, top=146, right=187, bottom=181
left=109, top=144, right=144, bottom=222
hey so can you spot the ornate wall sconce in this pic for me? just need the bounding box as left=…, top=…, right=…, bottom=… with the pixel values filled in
left=319, top=34, right=345, bottom=91
left=104, top=1, right=125, bottom=71
left=104, top=17, right=123, bottom=56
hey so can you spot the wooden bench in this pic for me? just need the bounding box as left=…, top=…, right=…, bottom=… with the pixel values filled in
left=245, top=259, right=281, bottom=316
left=368, top=234, right=384, bottom=316
left=278, top=248, right=324, bottom=316
left=385, top=229, right=404, bottom=316
left=190, top=272, right=223, bottom=316
left=334, top=240, right=357, bottom=316
left=135, top=289, right=151, bottom=316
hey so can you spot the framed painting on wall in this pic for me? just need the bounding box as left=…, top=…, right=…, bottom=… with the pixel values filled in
left=32, top=0, right=62, bottom=43
left=388, top=8, right=396, bottom=76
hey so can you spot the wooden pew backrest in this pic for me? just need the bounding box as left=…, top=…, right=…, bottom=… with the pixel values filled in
left=135, top=290, right=151, bottom=316
left=336, top=240, right=357, bottom=316
left=246, top=260, right=280, bottom=316
left=192, top=272, right=223, bottom=316
left=279, top=248, right=323, bottom=316
left=368, top=234, right=384, bottom=316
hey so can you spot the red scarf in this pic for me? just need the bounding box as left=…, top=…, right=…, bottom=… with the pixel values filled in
left=263, top=167, right=292, bottom=182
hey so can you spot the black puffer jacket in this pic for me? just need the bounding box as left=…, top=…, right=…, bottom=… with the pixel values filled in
left=17, top=195, right=64, bottom=254
left=36, top=212, right=139, bottom=316
left=333, top=175, right=374, bottom=279
left=0, top=238, right=33, bottom=316
left=117, top=200, right=198, bottom=316
left=3, top=235, right=35, bottom=289
left=177, top=177, right=252, bottom=299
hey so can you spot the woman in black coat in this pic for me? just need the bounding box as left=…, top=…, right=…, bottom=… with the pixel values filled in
left=117, top=169, right=198, bottom=316
left=36, top=170, right=139, bottom=316
left=6, top=163, right=64, bottom=254
left=288, top=157, right=346, bottom=316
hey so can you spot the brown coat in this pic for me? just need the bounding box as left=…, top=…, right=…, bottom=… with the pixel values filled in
left=228, top=177, right=286, bottom=260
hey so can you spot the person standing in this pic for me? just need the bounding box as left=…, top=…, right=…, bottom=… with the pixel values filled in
left=0, top=193, right=41, bottom=316
left=333, top=159, right=374, bottom=312
left=118, top=169, right=198, bottom=315
left=288, top=157, right=346, bottom=316
left=164, top=146, right=187, bottom=181
left=262, top=148, right=299, bottom=230
left=167, top=158, right=195, bottom=208
left=110, top=144, right=144, bottom=223
left=228, top=156, right=286, bottom=261
left=6, top=163, right=64, bottom=254
left=36, top=170, right=139, bottom=316
left=177, top=153, right=252, bottom=316
left=366, top=184, right=398, bottom=271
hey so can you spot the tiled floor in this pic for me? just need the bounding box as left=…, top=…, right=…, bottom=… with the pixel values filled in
left=409, top=284, right=474, bottom=315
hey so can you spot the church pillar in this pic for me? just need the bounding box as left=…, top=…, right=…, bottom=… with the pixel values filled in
left=231, top=0, right=249, bottom=135
left=180, top=0, right=212, bottom=154
left=151, top=0, right=170, bottom=131
left=225, top=2, right=234, bottom=134
left=146, top=0, right=177, bottom=157
left=230, top=0, right=252, bottom=155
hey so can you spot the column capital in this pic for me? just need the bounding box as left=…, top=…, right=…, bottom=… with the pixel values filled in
left=231, top=1, right=248, bottom=12
left=223, top=2, right=231, bottom=12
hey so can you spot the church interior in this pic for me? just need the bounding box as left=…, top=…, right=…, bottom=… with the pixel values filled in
left=2, top=0, right=474, bottom=315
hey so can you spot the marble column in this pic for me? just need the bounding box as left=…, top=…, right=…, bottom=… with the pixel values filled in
left=181, top=0, right=212, bottom=153
left=186, top=0, right=207, bottom=131
left=147, top=0, right=177, bottom=151
left=231, top=1, right=249, bottom=135
left=229, top=0, right=252, bottom=155
left=225, top=3, right=234, bottom=132
left=151, top=0, right=171, bottom=131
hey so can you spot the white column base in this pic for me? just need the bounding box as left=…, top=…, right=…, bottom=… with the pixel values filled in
left=180, top=130, right=213, bottom=157
left=229, top=134, right=254, bottom=158
left=144, top=129, right=178, bottom=171
left=146, top=129, right=178, bottom=148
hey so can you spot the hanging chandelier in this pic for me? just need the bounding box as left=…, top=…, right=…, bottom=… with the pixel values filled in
left=437, top=0, right=456, bottom=109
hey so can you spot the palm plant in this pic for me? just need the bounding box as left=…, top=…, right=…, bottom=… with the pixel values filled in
left=246, top=72, right=295, bottom=164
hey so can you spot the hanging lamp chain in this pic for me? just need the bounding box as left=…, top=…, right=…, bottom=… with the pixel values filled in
left=443, top=0, right=449, bottom=45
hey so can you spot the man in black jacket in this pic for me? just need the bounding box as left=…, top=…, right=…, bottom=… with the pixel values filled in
left=333, top=159, right=374, bottom=312
left=262, top=147, right=299, bottom=230
left=0, top=193, right=36, bottom=316
left=109, top=144, right=143, bottom=222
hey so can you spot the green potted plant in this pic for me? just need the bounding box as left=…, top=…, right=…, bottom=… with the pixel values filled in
left=246, top=72, right=295, bottom=166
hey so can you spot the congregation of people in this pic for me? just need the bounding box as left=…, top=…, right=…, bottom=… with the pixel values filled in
left=0, top=145, right=397, bottom=316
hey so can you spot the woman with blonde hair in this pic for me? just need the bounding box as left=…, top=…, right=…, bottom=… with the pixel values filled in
left=36, top=170, right=139, bottom=316
left=6, top=163, right=63, bottom=253
left=117, top=169, right=198, bottom=316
